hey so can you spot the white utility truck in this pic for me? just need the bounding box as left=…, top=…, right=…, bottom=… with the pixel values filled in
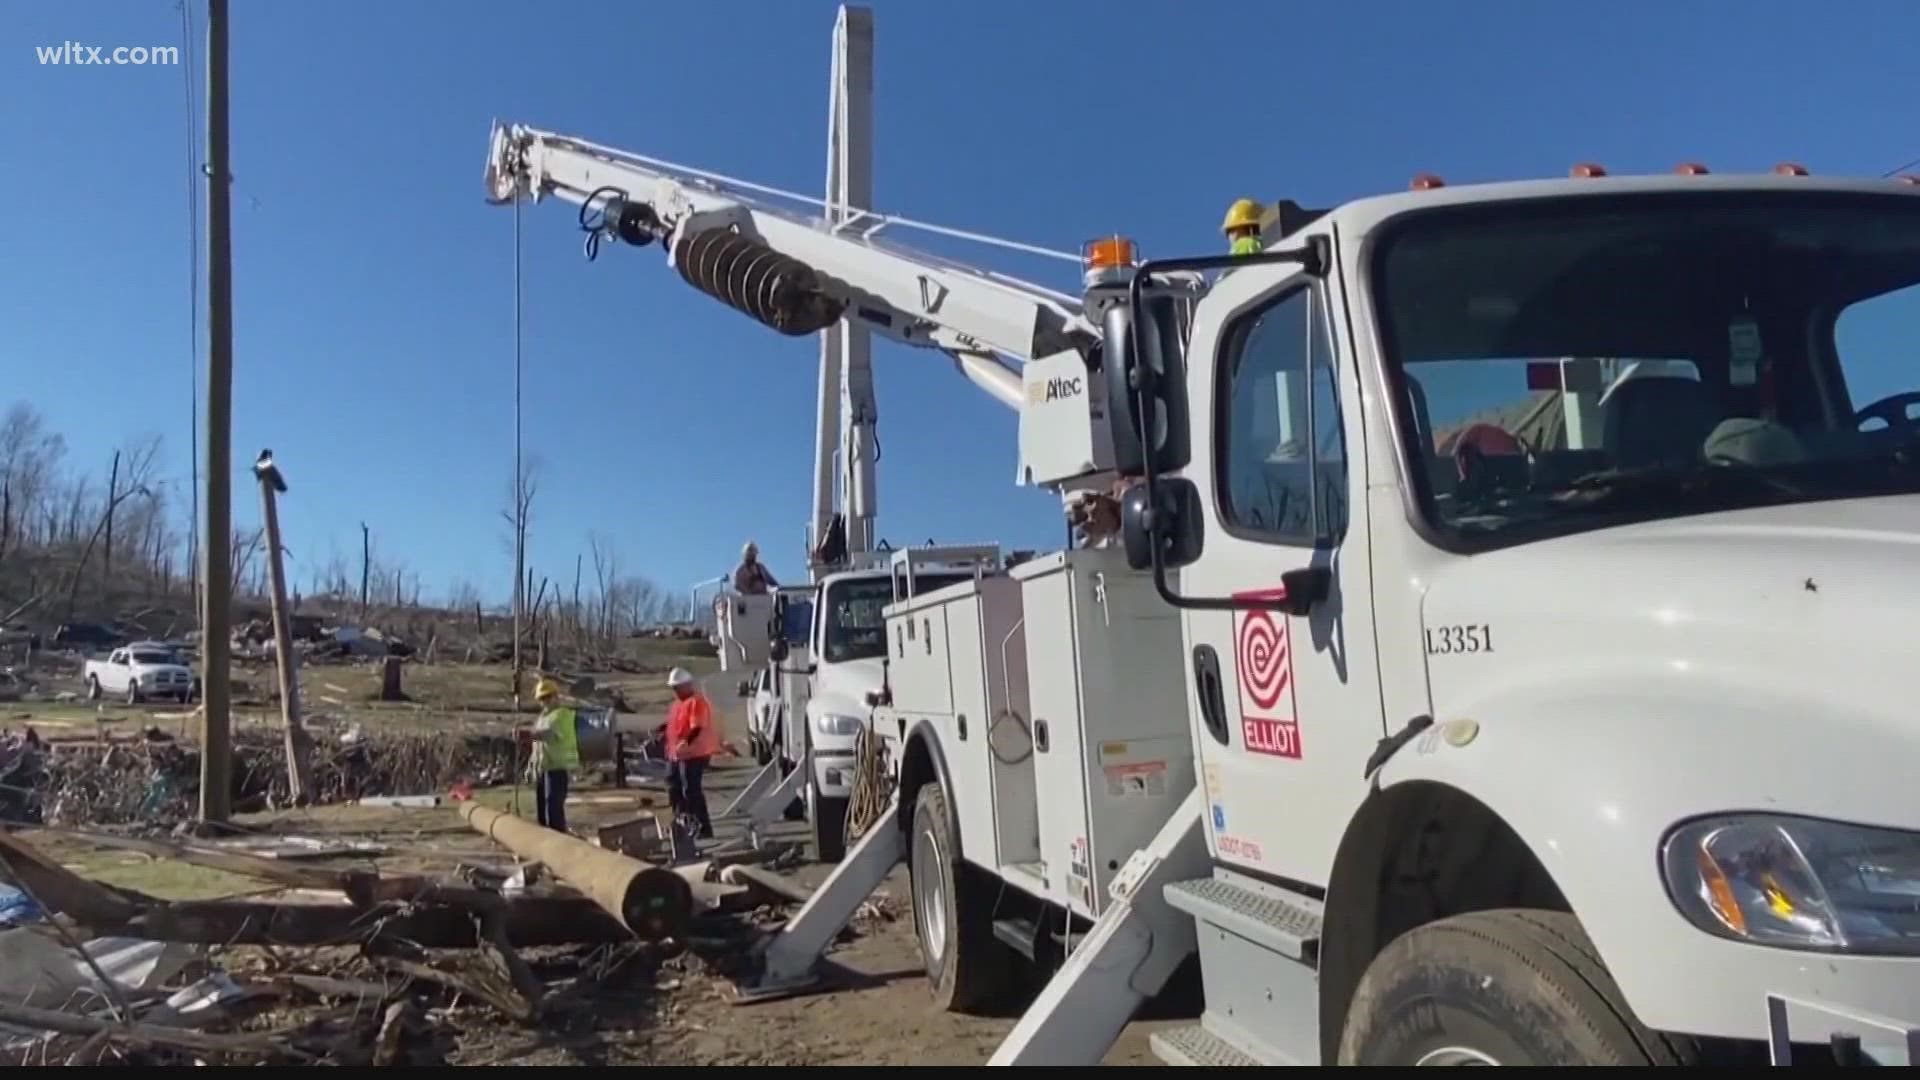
left=485, top=44, right=1920, bottom=1064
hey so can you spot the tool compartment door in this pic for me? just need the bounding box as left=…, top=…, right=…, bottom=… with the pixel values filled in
left=1178, top=260, right=1386, bottom=886
left=1020, top=557, right=1096, bottom=917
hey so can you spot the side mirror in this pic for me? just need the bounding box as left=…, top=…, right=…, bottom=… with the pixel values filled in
left=769, top=639, right=790, bottom=663
left=1279, top=566, right=1331, bottom=617
left=1120, top=479, right=1204, bottom=572
left=736, top=679, right=752, bottom=698
left=1103, top=296, right=1191, bottom=478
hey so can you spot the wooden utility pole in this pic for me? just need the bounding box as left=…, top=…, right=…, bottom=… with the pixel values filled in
left=197, top=0, right=234, bottom=824
left=359, top=522, right=370, bottom=614
left=254, top=450, right=314, bottom=805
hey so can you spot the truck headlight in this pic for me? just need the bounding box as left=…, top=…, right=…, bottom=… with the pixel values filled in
left=1661, top=814, right=1920, bottom=956
left=813, top=713, right=863, bottom=736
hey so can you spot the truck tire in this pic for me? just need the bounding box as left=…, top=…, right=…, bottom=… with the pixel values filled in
left=1338, top=909, right=1699, bottom=1066
left=125, top=680, right=141, bottom=706
left=86, top=676, right=101, bottom=702
left=910, top=781, right=1007, bottom=1013
left=809, top=783, right=848, bottom=863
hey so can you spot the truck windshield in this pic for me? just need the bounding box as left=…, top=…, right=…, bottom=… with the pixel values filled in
left=1373, top=191, right=1920, bottom=548
left=821, top=573, right=977, bottom=663
left=130, top=651, right=173, bottom=665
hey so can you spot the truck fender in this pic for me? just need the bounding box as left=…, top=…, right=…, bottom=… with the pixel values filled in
left=1357, top=679, right=1920, bottom=1039
left=897, top=718, right=961, bottom=854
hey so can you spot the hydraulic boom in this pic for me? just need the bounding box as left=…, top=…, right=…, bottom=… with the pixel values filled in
left=483, top=123, right=1097, bottom=414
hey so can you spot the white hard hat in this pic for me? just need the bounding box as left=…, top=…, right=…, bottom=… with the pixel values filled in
left=742, top=541, right=758, bottom=558
left=667, top=667, right=695, bottom=688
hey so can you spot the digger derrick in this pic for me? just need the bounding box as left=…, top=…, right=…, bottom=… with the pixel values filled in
left=483, top=123, right=1092, bottom=373
left=481, top=121, right=1165, bottom=492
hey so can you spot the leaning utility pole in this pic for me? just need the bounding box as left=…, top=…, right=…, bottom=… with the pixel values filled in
left=197, top=0, right=234, bottom=823
left=255, top=450, right=315, bottom=805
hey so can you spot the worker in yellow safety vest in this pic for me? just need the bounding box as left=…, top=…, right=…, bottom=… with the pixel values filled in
left=1223, top=198, right=1264, bottom=256
left=531, top=678, right=579, bottom=833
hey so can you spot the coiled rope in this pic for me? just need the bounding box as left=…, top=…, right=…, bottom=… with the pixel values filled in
left=845, top=719, right=894, bottom=843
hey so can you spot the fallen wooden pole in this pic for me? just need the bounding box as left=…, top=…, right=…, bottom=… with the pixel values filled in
left=42, top=829, right=397, bottom=899
left=0, top=828, right=631, bottom=948
left=120, top=895, right=629, bottom=948
left=459, top=802, right=691, bottom=940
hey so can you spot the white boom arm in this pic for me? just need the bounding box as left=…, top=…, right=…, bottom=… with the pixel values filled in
left=484, top=123, right=1100, bottom=414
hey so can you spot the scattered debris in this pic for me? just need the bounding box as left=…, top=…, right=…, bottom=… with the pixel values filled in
left=24, top=730, right=517, bottom=827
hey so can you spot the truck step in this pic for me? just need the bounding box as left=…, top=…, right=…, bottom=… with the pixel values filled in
left=992, top=914, right=1043, bottom=961
left=1164, top=876, right=1322, bottom=963
left=1150, top=1023, right=1264, bottom=1066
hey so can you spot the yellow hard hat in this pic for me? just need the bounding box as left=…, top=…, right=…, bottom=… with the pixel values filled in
left=533, top=678, right=560, bottom=702
left=1221, top=198, right=1264, bottom=234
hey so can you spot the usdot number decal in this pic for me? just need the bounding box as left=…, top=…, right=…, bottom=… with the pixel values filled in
left=1425, top=623, right=1494, bottom=656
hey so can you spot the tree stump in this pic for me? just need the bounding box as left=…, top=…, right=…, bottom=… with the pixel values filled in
left=378, top=657, right=406, bottom=702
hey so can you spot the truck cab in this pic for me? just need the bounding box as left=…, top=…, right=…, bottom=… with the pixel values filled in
left=1105, top=172, right=1920, bottom=1063
left=853, top=172, right=1920, bottom=1066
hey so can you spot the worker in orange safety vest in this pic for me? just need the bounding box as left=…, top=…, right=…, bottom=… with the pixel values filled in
left=663, top=667, right=725, bottom=839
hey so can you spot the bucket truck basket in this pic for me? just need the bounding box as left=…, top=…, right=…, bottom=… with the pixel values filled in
left=713, top=591, right=776, bottom=673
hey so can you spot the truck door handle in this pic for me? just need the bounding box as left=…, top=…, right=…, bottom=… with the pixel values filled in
left=1192, top=646, right=1230, bottom=745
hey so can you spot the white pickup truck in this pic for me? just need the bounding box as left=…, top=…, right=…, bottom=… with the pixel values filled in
left=84, top=642, right=197, bottom=705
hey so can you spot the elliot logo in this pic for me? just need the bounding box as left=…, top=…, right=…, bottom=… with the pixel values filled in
left=1027, top=375, right=1085, bottom=404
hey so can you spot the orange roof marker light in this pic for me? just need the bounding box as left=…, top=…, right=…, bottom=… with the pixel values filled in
left=1773, top=162, right=1809, bottom=176
left=1410, top=173, right=1445, bottom=191
left=1570, top=162, right=1607, bottom=178
left=1675, top=162, right=1710, bottom=176
left=1081, top=235, right=1138, bottom=286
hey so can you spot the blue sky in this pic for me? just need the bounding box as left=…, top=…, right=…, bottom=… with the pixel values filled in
left=6, top=1, right=1918, bottom=606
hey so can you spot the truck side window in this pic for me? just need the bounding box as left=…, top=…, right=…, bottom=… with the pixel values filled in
left=1217, top=287, right=1346, bottom=545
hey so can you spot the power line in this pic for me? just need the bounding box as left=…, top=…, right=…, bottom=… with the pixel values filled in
left=1881, top=156, right=1920, bottom=178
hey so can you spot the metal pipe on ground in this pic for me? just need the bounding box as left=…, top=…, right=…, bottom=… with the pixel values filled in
left=458, top=802, right=692, bottom=940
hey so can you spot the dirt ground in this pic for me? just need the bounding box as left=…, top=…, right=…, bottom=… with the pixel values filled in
left=5, top=667, right=1192, bottom=1065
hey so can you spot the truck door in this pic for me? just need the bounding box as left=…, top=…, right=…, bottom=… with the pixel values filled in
left=1178, top=259, right=1386, bottom=885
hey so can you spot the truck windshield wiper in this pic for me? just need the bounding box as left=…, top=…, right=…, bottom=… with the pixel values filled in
left=1551, top=463, right=1802, bottom=515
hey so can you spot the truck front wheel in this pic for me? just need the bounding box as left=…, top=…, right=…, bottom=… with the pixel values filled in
left=910, top=782, right=1007, bottom=1013
left=1338, top=909, right=1698, bottom=1066
left=808, top=782, right=848, bottom=863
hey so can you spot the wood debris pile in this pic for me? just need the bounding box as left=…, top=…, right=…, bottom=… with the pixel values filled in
left=0, top=797, right=830, bottom=1066
left=19, top=732, right=518, bottom=828
left=0, top=825, right=673, bottom=1066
